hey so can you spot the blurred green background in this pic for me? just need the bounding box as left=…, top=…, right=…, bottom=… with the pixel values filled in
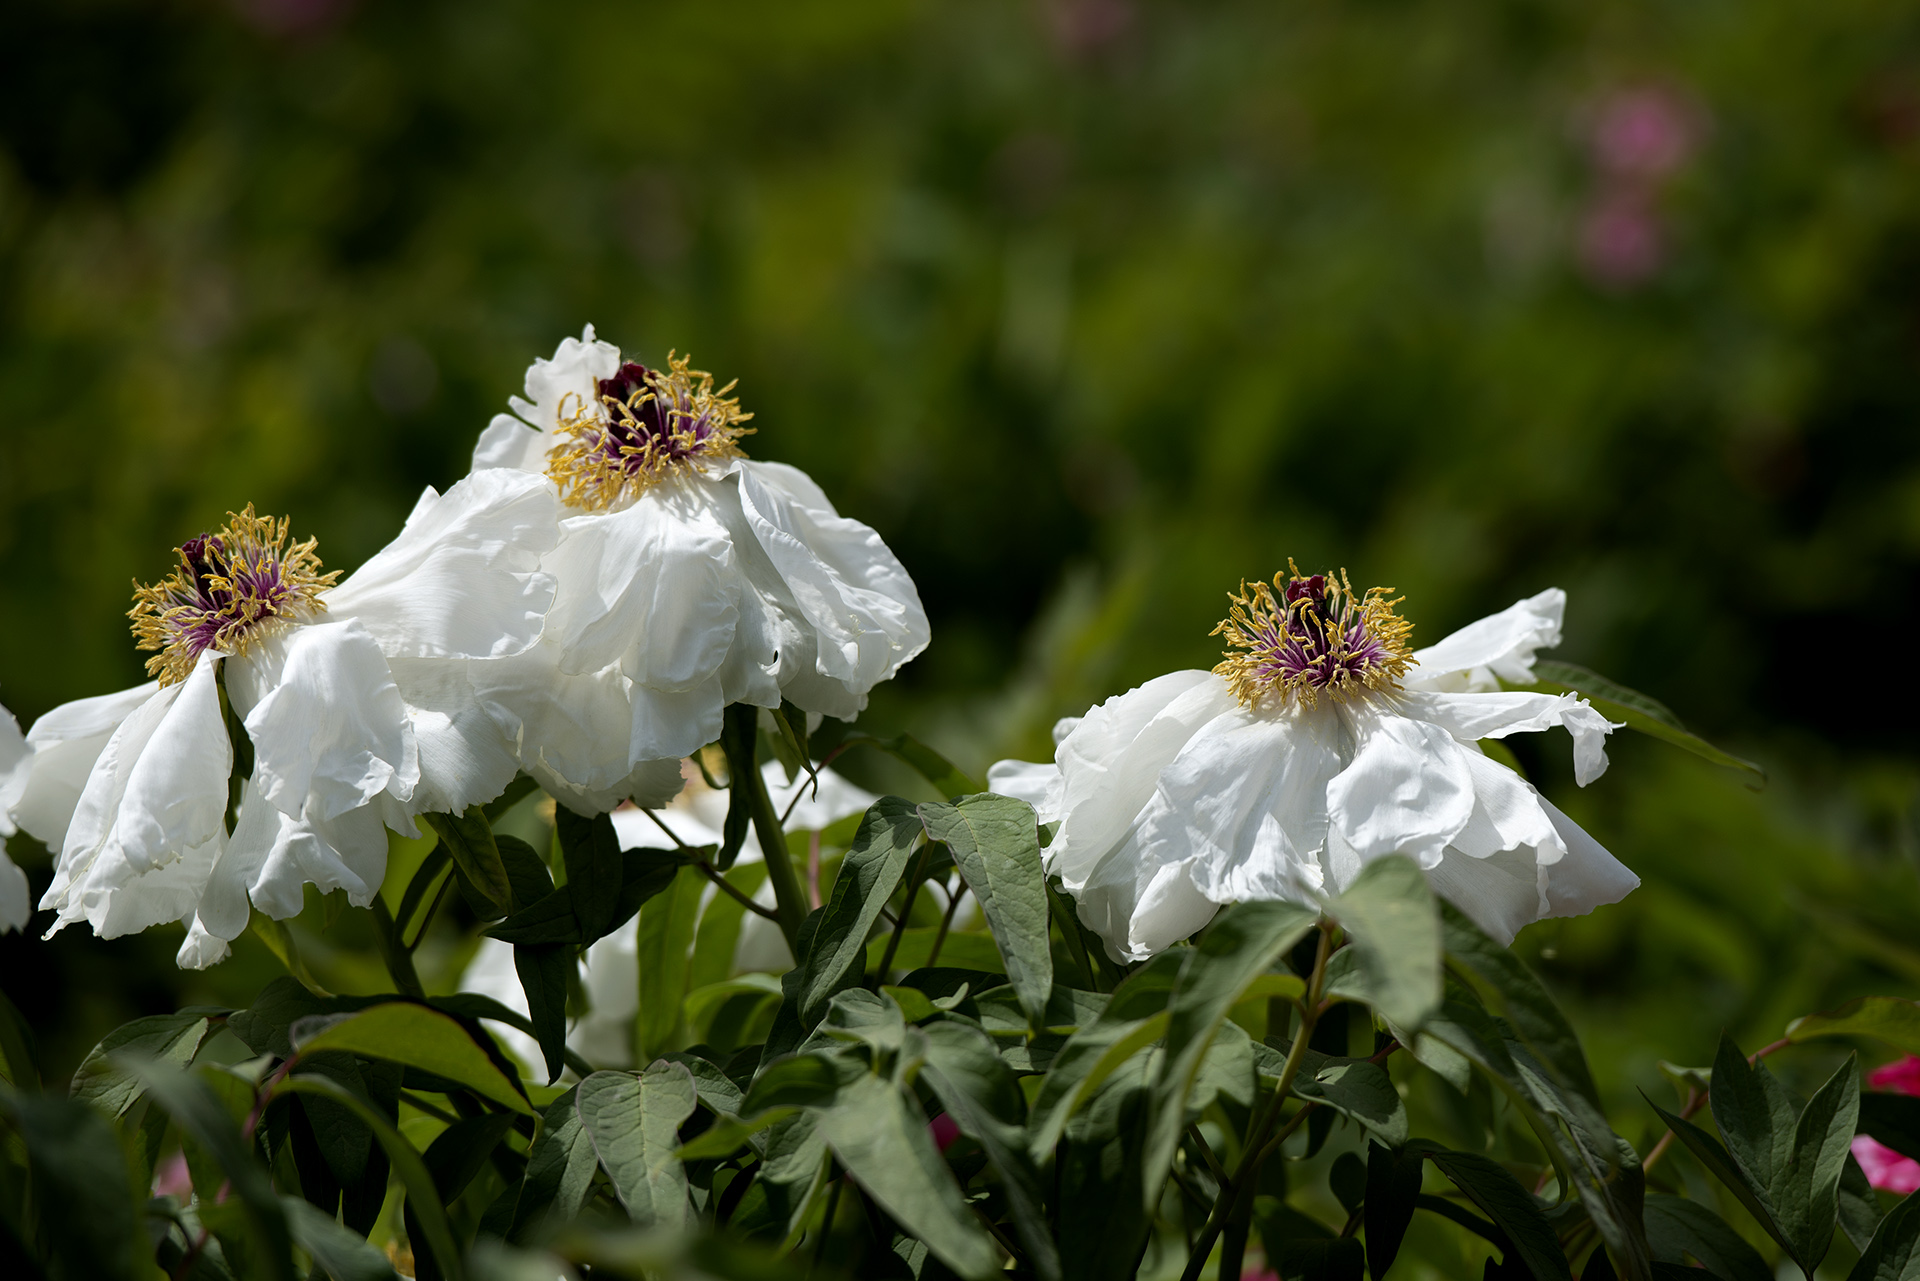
left=2, top=0, right=1918, bottom=1151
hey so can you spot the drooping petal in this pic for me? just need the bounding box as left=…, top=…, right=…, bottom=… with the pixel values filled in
left=325, top=469, right=562, bottom=662
left=112, top=651, right=231, bottom=873
left=1398, top=688, right=1617, bottom=785
left=236, top=621, right=419, bottom=823
left=178, top=778, right=283, bottom=968
left=1072, top=830, right=1224, bottom=963
left=1325, top=707, right=1476, bottom=868
left=1404, top=588, right=1565, bottom=692
left=0, top=700, right=26, bottom=839
left=1535, top=795, right=1638, bottom=920
left=251, top=802, right=392, bottom=917
left=984, top=760, right=1062, bottom=816
left=384, top=657, right=525, bottom=815
left=10, top=683, right=157, bottom=849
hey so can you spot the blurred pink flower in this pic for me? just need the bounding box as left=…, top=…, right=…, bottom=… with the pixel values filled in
left=1590, top=87, right=1700, bottom=180
left=1853, top=1135, right=1920, bottom=1194
left=1869, top=1056, right=1920, bottom=1095
left=152, top=1149, right=192, bottom=1199
left=1577, top=193, right=1665, bottom=288
left=930, top=1112, right=962, bottom=1152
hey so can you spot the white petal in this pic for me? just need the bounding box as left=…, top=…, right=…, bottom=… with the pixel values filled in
left=241, top=622, right=418, bottom=822
left=1140, top=711, right=1344, bottom=905
left=729, top=462, right=931, bottom=717
left=544, top=496, right=740, bottom=687
left=1405, top=588, right=1565, bottom=692
left=11, top=683, right=157, bottom=849
left=46, top=684, right=181, bottom=915
left=1422, top=844, right=1554, bottom=946
left=1047, top=672, right=1233, bottom=888
left=1538, top=796, right=1638, bottom=917
left=985, top=760, right=1063, bottom=819
left=385, top=657, right=524, bottom=815
left=1560, top=702, right=1617, bottom=786
left=0, top=856, right=29, bottom=933
left=114, top=652, right=230, bottom=873
left=1397, top=689, right=1617, bottom=785
left=252, top=803, right=392, bottom=918
left=1447, top=750, right=1564, bottom=863
left=511, top=325, right=621, bottom=435
left=176, top=921, right=231, bottom=969
left=326, top=470, right=562, bottom=661
left=1324, top=708, right=1476, bottom=867
left=185, top=778, right=282, bottom=953
left=473, top=413, right=548, bottom=474
left=533, top=754, right=685, bottom=818
left=1073, top=834, right=1223, bottom=963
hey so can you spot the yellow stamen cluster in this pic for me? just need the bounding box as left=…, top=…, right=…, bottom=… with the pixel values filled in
left=546, top=351, right=755, bottom=511
left=129, top=506, right=337, bottom=686
left=1212, top=560, right=1414, bottom=710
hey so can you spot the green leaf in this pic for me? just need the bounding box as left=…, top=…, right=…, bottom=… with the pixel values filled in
left=1255, top=1042, right=1408, bottom=1146
left=1144, top=900, right=1317, bottom=1208
left=918, top=794, right=1053, bottom=1026
left=127, top=1060, right=297, bottom=1281
left=1647, top=1098, right=1788, bottom=1263
left=919, top=1019, right=1061, bottom=1281
left=281, top=1196, right=400, bottom=1281
left=1441, top=901, right=1600, bottom=1105
left=576, top=1063, right=699, bottom=1229
left=425, top=807, right=513, bottom=914
left=1326, top=854, right=1440, bottom=1032
left=690, top=861, right=768, bottom=992
left=70, top=1012, right=213, bottom=1118
left=554, top=805, right=625, bottom=942
left=637, top=864, right=705, bottom=1061
left=793, top=796, right=923, bottom=1027
left=1849, top=1186, right=1920, bottom=1281
left=835, top=731, right=980, bottom=799
left=1366, top=1140, right=1424, bottom=1280
left=484, top=886, right=584, bottom=945
left=810, top=1070, right=1001, bottom=1279
left=513, top=944, right=572, bottom=1084
left=508, top=1088, right=597, bottom=1245
left=290, top=1050, right=373, bottom=1186
left=272, top=1074, right=464, bottom=1281
left=0, top=1092, right=143, bottom=1281
left=292, top=1002, right=534, bottom=1115
left=227, top=977, right=375, bottom=1059
left=481, top=772, right=540, bottom=822
left=1790, top=998, right=1920, bottom=1055
left=1524, top=660, right=1766, bottom=786
left=1420, top=1143, right=1573, bottom=1281
left=494, top=835, right=555, bottom=909
left=1709, top=1034, right=1858, bottom=1273
left=422, top=1112, right=517, bottom=1207
left=1842, top=1153, right=1885, bottom=1254
left=1643, top=1194, right=1773, bottom=1281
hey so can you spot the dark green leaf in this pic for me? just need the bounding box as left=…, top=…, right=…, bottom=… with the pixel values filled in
left=1643, top=1194, right=1773, bottom=1281
left=508, top=1088, right=596, bottom=1245
left=1849, top=1186, right=1920, bottom=1281
left=226, top=977, right=378, bottom=1059
left=1144, top=900, right=1317, bottom=1208
left=292, top=1002, right=534, bottom=1115
left=290, top=1050, right=371, bottom=1186
left=280, top=1196, right=400, bottom=1281
left=494, top=835, right=554, bottom=909
left=555, top=806, right=624, bottom=942
left=1441, top=902, right=1600, bottom=1106
left=1255, top=1042, right=1408, bottom=1146
left=424, top=808, right=513, bottom=914
left=793, top=797, right=923, bottom=1027
left=1791, top=999, right=1920, bottom=1056
left=1327, top=854, right=1440, bottom=1031
left=1421, top=1144, right=1573, bottom=1281
left=1842, top=1154, right=1885, bottom=1253
left=919, top=794, right=1053, bottom=1026
left=1366, top=1140, right=1424, bottom=1279
left=481, top=772, right=540, bottom=823
left=1524, top=661, right=1765, bottom=786
left=1862, top=1094, right=1920, bottom=1162
left=272, top=1075, right=463, bottom=1281
left=576, top=1063, right=700, bottom=1228
left=835, top=732, right=980, bottom=799
left=70, top=1012, right=212, bottom=1118
left=423, top=1112, right=517, bottom=1203
left=1647, top=1098, right=1786, bottom=1265
left=0, top=1092, right=143, bottom=1281
left=514, top=944, right=571, bottom=1084
left=484, top=886, right=583, bottom=945
left=811, top=1071, right=1000, bottom=1279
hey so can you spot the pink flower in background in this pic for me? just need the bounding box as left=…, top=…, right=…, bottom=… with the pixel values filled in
left=930, top=1112, right=962, bottom=1152
left=1578, top=193, right=1666, bottom=288
left=1589, top=86, right=1700, bottom=180
left=152, top=1149, right=192, bottom=1199
left=1854, top=1055, right=1920, bottom=1193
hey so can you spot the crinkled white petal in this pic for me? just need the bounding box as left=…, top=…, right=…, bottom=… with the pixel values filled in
left=1405, top=588, right=1565, bottom=692
left=1398, top=688, right=1617, bottom=785
left=1325, top=707, right=1475, bottom=869
left=112, top=652, right=231, bottom=874
left=9, top=683, right=156, bottom=849
left=325, top=469, right=562, bottom=662
left=473, top=414, right=549, bottom=475
left=983, top=759, right=1061, bottom=817
left=235, top=622, right=419, bottom=823
left=0, top=699, right=27, bottom=839
left=384, top=657, right=525, bottom=816
left=1537, top=795, right=1639, bottom=919
left=510, top=325, right=622, bottom=438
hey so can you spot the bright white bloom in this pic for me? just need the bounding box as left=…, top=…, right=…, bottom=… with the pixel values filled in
left=12, top=472, right=564, bottom=967
left=467, top=327, right=930, bottom=808
left=988, top=570, right=1637, bottom=961
left=463, top=762, right=880, bottom=1071
left=0, top=700, right=33, bottom=931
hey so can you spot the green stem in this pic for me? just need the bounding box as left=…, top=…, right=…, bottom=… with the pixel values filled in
left=723, top=705, right=809, bottom=953
left=1179, top=923, right=1335, bottom=1281
left=875, top=846, right=930, bottom=983
left=924, top=874, right=964, bottom=969
left=369, top=897, right=426, bottom=999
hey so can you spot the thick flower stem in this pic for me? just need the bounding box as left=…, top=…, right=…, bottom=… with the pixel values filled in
left=723, top=705, right=809, bottom=954
left=1179, top=923, right=1335, bottom=1281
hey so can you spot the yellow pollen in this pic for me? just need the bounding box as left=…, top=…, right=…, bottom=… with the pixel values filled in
left=1211, top=559, right=1414, bottom=710
left=545, top=350, right=755, bottom=511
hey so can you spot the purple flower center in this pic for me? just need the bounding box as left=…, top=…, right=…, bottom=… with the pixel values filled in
left=1214, top=565, right=1414, bottom=709
left=595, top=361, right=731, bottom=474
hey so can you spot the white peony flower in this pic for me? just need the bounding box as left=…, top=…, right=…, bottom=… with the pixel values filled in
left=466, top=327, right=930, bottom=808
left=988, top=566, right=1637, bottom=961
left=12, top=471, right=564, bottom=968
left=461, top=763, right=881, bottom=1071
left=0, top=699, right=33, bottom=932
